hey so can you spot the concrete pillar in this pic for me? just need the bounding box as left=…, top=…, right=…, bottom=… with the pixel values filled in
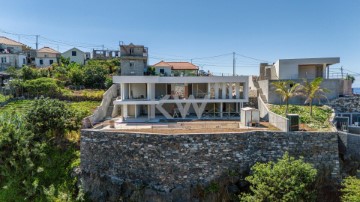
left=147, top=83, right=151, bottom=100
left=214, top=83, right=219, bottom=99
left=222, top=83, right=227, bottom=99
left=236, top=102, right=239, bottom=112
left=208, top=83, right=211, bottom=98
left=235, top=83, right=240, bottom=99
left=151, top=105, right=155, bottom=119
left=122, top=104, right=128, bottom=118
left=220, top=102, right=223, bottom=118
left=121, top=83, right=125, bottom=99
left=135, top=105, right=138, bottom=118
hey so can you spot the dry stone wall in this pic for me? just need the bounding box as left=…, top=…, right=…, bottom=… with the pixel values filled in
left=80, top=130, right=340, bottom=201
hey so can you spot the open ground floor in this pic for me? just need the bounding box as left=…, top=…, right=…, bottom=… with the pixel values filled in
left=116, top=101, right=245, bottom=122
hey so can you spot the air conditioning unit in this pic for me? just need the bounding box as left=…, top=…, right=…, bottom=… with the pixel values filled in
left=287, top=114, right=299, bottom=131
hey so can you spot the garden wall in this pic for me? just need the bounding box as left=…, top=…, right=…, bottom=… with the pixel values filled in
left=80, top=130, right=340, bottom=201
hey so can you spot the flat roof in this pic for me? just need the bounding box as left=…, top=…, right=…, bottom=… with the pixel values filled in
left=277, top=57, right=340, bottom=65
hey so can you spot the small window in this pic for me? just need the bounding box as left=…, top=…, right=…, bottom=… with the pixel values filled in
left=40, top=59, right=43, bottom=65
left=23, top=58, right=26, bottom=64
left=1, top=57, right=6, bottom=63
left=160, top=69, right=165, bottom=74
left=72, top=51, right=77, bottom=56
left=49, top=60, right=54, bottom=65
left=44, top=54, right=48, bottom=57
left=130, top=48, right=134, bottom=54
left=129, top=61, right=134, bottom=68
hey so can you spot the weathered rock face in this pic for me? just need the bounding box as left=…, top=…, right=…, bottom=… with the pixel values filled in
left=329, top=95, right=360, bottom=113
left=80, top=130, right=340, bottom=201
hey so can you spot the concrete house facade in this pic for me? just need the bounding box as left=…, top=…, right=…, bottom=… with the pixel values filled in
left=153, top=61, right=199, bottom=76
left=257, top=57, right=352, bottom=104
left=35, top=47, right=60, bottom=67
left=120, top=43, right=148, bottom=76
left=112, top=44, right=249, bottom=122
left=62, top=47, right=87, bottom=65
left=0, top=36, right=27, bottom=70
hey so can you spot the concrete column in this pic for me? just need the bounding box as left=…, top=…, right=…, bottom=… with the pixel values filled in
left=147, top=83, right=151, bottom=100
left=208, top=83, right=211, bottom=97
left=121, top=83, right=125, bottom=99
left=122, top=104, right=128, bottom=118
left=222, top=83, right=227, bottom=99
left=214, top=83, right=219, bottom=99
left=235, top=83, right=240, bottom=99
left=135, top=105, right=138, bottom=118
left=236, top=102, right=239, bottom=112
left=151, top=105, right=155, bottom=119
left=220, top=102, right=223, bottom=118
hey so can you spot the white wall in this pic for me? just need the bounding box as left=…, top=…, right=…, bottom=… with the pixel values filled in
left=130, top=83, right=147, bottom=99
left=276, top=58, right=340, bottom=80
left=62, top=48, right=85, bottom=65
left=0, top=54, right=26, bottom=67
left=154, top=66, right=172, bottom=76
left=35, top=57, right=57, bottom=67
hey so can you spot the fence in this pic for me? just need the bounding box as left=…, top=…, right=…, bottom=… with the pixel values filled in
left=258, top=96, right=289, bottom=132
left=83, top=84, right=118, bottom=127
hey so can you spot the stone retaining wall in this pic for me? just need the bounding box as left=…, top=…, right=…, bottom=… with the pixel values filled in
left=80, top=130, right=340, bottom=201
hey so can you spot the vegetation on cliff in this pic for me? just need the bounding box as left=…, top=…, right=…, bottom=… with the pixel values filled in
left=0, top=97, right=99, bottom=201
left=239, top=152, right=317, bottom=202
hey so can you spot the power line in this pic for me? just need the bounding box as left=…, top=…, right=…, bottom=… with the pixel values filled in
left=235, top=53, right=269, bottom=63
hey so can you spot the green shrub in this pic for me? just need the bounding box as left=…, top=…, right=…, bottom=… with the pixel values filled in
left=23, top=77, right=62, bottom=98
left=270, top=104, right=332, bottom=130
left=25, top=97, right=80, bottom=138
left=341, top=176, right=360, bottom=202
left=239, top=152, right=317, bottom=202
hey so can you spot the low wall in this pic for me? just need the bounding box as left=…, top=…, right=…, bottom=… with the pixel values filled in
left=258, top=96, right=289, bottom=132
left=80, top=130, right=340, bottom=201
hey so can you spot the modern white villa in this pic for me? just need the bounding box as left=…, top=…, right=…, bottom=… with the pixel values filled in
left=257, top=57, right=353, bottom=104
left=112, top=44, right=249, bottom=122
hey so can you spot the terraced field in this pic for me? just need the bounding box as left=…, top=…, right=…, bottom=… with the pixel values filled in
left=0, top=99, right=100, bottom=117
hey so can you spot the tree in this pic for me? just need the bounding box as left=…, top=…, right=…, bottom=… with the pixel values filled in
left=240, top=152, right=317, bottom=202
left=299, top=77, right=329, bottom=117
left=346, top=74, right=355, bottom=84
left=83, top=65, right=107, bottom=88
left=68, top=63, right=84, bottom=86
left=20, top=65, right=39, bottom=80
left=341, top=176, right=360, bottom=202
left=272, top=80, right=301, bottom=114
left=22, top=77, right=61, bottom=98
left=0, top=113, right=46, bottom=200
left=24, top=97, right=79, bottom=138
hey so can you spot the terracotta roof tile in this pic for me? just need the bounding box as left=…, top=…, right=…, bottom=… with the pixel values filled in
left=153, top=61, right=198, bottom=70
left=0, top=36, right=26, bottom=46
left=37, top=47, right=60, bottom=54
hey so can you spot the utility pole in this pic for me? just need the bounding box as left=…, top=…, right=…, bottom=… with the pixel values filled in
left=233, top=52, right=236, bottom=76
left=35, top=35, right=39, bottom=50
left=341, top=66, right=344, bottom=79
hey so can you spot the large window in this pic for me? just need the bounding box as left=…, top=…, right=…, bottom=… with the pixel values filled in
left=49, top=60, right=53, bottom=65
left=72, top=51, right=77, bottom=56
left=0, top=57, right=6, bottom=63
left=40, top=59, right=43, bottom=65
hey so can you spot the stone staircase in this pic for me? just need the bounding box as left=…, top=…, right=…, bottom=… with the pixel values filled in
left=253, top=78, right=268, bottom=103
left=105, top=98, right=116, bottom=120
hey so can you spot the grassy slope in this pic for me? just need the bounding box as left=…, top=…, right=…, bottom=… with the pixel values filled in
left=269, top=104, right=333, bottom=131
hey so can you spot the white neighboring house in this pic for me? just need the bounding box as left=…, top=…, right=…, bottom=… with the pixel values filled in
left=35, top=47, right=60, bottom=68
left=0, top=36, right=27, bottom=70
left=61, top=47, right=87, bottom=65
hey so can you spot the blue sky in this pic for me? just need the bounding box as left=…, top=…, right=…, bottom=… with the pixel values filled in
left=1, top=0, right=359, bottom=86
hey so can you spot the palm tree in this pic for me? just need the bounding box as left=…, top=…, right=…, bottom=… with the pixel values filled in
left=272, top=80, right=301, bottom=114
left=299, top=77, right=330, bottom=117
